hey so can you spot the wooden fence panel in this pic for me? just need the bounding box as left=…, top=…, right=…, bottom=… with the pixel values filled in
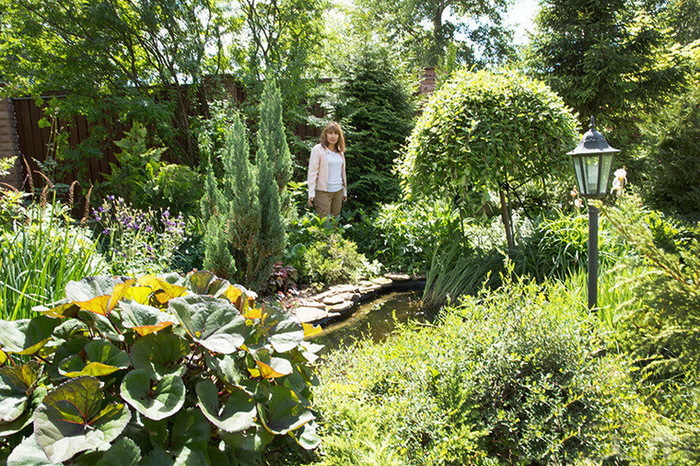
left=12, top=82, right=326, bottom=193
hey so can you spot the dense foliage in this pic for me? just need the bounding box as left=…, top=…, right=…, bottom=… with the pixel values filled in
left=333, top=46, right=416, bottom=210
left=314, top=273, right=656, bottom=464
left=399, top=68, right=578, bottom=250
left=199, top=81, right=288, bottom=290
left=637, top=82, right=700, bottom=216
left=526, top=0, right=689, bottom=141
left=0, top=201, right=107, bottom=321
left=0, top=271, right=322, bottom=464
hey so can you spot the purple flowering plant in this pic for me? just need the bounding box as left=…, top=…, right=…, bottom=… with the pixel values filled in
left=93, top=196, right=186, bottom=275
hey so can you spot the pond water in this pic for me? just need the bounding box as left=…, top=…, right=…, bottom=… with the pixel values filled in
left=312, top=289, right=427, bottom=353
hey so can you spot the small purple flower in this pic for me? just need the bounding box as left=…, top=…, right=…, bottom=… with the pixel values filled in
left=145, top=225, right=153, bottom=233
left=107, top=195, right=115, bottom=201
left=102, top=229, right=111, bottom=234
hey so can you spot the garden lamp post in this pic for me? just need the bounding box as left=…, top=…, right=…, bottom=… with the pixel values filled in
left=568, top=116, right=619, bottom=310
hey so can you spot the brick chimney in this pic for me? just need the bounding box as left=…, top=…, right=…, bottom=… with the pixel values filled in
left=0, top=96, right=22, bottom=190
left=418, top=66, right=437, bottom=95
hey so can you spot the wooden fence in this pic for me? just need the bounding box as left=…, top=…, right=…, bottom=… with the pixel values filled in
left=11, top=81, right=325, bottom=192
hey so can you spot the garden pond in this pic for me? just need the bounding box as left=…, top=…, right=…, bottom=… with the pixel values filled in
left=312, top=285, right=427, bottom=353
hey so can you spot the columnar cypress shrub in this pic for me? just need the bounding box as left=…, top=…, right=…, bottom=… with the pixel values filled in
left=253, top=114, right=286, bottom=290
left=200, top=153, right=236, bottom=280
left=199, top=82, right=288, bottom=290
left=258, top=79, right=292, bottom=197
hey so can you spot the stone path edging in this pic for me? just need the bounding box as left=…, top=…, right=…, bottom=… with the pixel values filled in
left=292, top=274, right=421, bottom=325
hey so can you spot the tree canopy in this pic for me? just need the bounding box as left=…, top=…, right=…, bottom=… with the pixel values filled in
left=399, top=68, right=578, bottom=249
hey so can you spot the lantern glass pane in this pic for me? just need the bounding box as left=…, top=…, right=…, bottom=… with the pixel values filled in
left=573, top=157, right=585, bottom=194
left=599, top=153, right=614, bottom=194
left=583, top=156, right=601, bottom=195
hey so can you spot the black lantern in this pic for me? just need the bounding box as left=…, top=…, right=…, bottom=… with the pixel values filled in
left=568, top=116, right=619, bottom=198
left=569, top=116, right=620, bottom=310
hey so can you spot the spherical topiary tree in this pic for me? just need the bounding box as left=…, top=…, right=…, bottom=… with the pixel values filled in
left=398, top=68, right=578, bottom=251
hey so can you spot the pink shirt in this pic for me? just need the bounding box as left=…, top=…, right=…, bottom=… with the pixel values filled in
left=307, top=143, right=347, bottom=198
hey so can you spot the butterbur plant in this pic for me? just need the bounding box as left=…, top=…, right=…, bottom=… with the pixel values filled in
left=0, top=270, right=323, bottom=464
left=93, top=196, right=186, bottom=275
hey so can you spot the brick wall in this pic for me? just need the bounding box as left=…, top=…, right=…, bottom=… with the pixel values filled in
left=0, top=96, right=22, bottom=189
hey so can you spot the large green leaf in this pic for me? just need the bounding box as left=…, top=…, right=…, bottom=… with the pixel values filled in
left=131, top=333, right=188, bottom=379
left=0, top=386, right=46, bottom=438
left=65, top=276, right=124, bottom=302
left=0, top=317, right=59, bottom=355
left=263, top=384, right=314, bottom=435
left=292, top=420, right=322, bottom=450
left=58, top=340, right=130, bottom=378
left=187, top=270, right=230, bottom=296
left=7, top=434, right=59, bottom=466
left=219, top=425, right=274, bottom=453
left=34, top=377, right=131, bottom=463
left=120, top=369, right=185, bottom=420
left=196, top=379, right=256, bottom=433
left=119, top=301, right=176, bottom=336
left=268, top=315, right=304, bottom=353
left=94, top=437, right=142, bottom=466
left=141, top=449, right=174, bottom=466
left=171, top=407, right=211, bottom=451
left=0, top=362, right=40, bottom=422
left=169, top=295, right=248, bottom=354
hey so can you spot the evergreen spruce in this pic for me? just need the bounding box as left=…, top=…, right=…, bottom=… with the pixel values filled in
left=334, top=46, right=415, bottom=210
left=200, top=153, right=236, bottom=279
left=199, top=81, right=289, bottom=290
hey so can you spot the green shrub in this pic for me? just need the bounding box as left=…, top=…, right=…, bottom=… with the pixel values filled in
left=348, top=199, right=460, bottom=274
left=602, top=197, right=700, bottom=379
left=304, top=232, right=379, bottom=286
left=333, top=45, right=416, bottom=210
left=314, top=275, right=657, bottom=464
left=103, top=122, right=167, bottom=209
left=153, top=163, right=204, bottom=215
left=0, top=201, right=107, bottom=321
left=0, top=271, right=321, bottom=464
left=638, top=82, right=700, bottom=216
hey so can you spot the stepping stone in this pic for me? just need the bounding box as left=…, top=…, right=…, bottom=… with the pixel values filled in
left=384, top=273, right=410, bottom=281
left=294, top=306, right=330, bottom=323
left=322, top=292, right=359, bottom=305
left=299, top=300, right=325, bottom=309
left=371, top=277, right=393, bottom=287
left=327, top=301, right=354, bottom=313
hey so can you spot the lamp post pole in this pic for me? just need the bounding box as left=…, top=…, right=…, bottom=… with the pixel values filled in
left=587, top=204, right=599, bottom=310
left=568, top=116, right=619, bottom=311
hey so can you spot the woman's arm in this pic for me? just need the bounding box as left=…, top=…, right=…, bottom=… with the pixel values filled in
left=307, top=145, right=322, bottom=204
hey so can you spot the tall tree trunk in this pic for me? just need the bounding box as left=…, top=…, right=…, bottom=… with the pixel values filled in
left=499, top=188, right=515, bottom=256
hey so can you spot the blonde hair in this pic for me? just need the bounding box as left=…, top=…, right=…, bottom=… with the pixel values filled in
left=320, top=122, right=346, bottom=153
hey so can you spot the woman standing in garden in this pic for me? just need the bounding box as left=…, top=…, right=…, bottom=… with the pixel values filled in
left=307, top=122, right=347, bottom=218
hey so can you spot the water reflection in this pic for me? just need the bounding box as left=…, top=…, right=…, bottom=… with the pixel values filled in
left=312, top=290, right=425, bottom=353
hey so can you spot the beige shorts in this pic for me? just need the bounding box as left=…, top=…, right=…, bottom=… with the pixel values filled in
left=314, top=190, right=344, bottom=217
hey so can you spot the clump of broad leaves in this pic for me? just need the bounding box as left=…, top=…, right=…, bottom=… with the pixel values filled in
left=0, top=270, right=323, bottom=464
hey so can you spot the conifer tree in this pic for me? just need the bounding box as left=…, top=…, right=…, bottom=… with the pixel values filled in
left=200, top=153, right=236, bottom=280
left=257, top=79, right=293, bottom=212
left=226, top=112, right=262, bottom=282
left=252, top=95, right=286, bottom=289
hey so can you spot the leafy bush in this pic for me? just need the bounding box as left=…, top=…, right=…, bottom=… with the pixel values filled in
left=103, top=122, right=167, bottom=209
left=286, top=214, right=379, bottom=286
left=348, top=199, right=460, bottom=274
left=399, top=68, right=578, bottom=249
left=0, top=270, right=322, bottom=464
left=153, top=163, right=204, bottom=215
left=638, top=81, right=700, bottom=216
left=0, top=201, right=107, bottom=321
left=92, top=196, right=187, bottom=276
left=333, top=45, right=416, bottom=210
left=314, top=274, right=657, bottom=464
